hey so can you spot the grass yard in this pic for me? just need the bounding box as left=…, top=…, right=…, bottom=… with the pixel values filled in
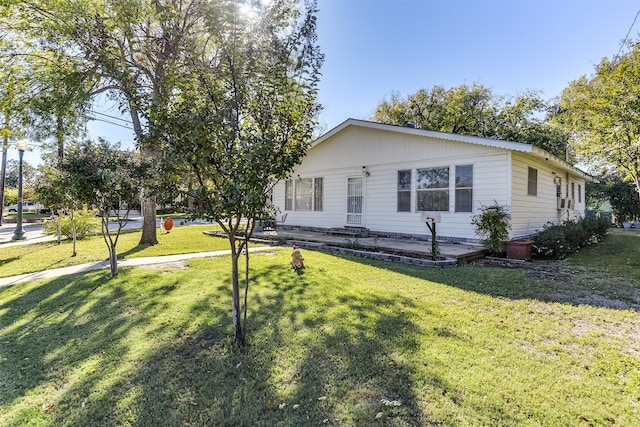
left=0, top=224, right=232, bottom=278
left=0, top=233, right=639, bottom=425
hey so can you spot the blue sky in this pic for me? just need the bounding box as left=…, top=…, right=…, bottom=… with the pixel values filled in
left=14, top=0, right=640, bottom=166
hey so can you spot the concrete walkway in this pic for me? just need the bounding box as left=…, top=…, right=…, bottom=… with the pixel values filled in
left=0, top=221, right=487, bottom=288
left=0, top=220, right=278, bottom=288
left=0, top=246, right=279, bottom=288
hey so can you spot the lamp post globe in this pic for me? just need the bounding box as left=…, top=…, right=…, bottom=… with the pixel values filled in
left=11, top=139, right=28, bottom=241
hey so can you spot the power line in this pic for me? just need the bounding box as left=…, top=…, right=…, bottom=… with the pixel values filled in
left=85, top=115, right=134, bottom=131
left=616, top=8, right=640, bottom=59
left=86, top=109, right=133, bottom=124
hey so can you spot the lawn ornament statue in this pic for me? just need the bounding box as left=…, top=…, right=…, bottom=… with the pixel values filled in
left=291, top=245, right=305, bottom=269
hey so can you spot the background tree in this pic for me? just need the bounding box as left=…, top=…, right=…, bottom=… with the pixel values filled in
left=25, top=54, right=93, bottom=165
left=1, top=0, right=209, bottom=245
left=154, top=0, right=322, bottom=346
left=556, top=40, right=640, bottom=198
left=33, top=165, right=80, bottom=249
left=0, top=59, right=30, bottom=221
left=585, top=180, right=610, bottom=211
left=372, top=84, right=570, bottom=158
left=605, top=177, right=640, bottom=224
left=63, top=140, right=148, bottom=277
left=4, top=159, right=36, bottom=189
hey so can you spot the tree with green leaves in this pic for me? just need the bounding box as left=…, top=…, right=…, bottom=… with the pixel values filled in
left=33, top=165, right=79, bottom=249
left=0, top=60, right=30, bottom=223
left=557, top=41, right=640, bottom=199
left=372, top=84, right=569, bottom=158
left=154, top=0, right=322, bottom=346
left=1, top=0, right=209, bottom=245
left=62, top=140, right=148, bottom=277
left=4, top=159, right=36, bottom=189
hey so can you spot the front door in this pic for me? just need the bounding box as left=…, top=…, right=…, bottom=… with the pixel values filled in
left=347, top=177, right=364, bottom=225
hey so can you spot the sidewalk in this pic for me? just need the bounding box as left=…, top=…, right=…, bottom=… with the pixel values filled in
left=0, top=246, right=279, bottom=288
left=0, top=219, right=279, bottom=288
left=0, top=222, right=55, bottom=246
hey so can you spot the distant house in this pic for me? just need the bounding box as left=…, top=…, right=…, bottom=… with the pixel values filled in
left=272, top=119, right=593, bottom=241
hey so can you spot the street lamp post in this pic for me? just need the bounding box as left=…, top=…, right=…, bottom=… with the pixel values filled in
left=11, top=139, right=28, bottom=241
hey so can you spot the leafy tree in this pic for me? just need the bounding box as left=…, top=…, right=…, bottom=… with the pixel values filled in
left=585, top=180, right=609, bottom=211
left=0, top=60, right=31, bottom=223
left=33, top=165, right=82, bottom=250
left=5, top=159, right=36, bottom=189
left=25, top=54, right=93, bottom=165
left=557, top=40, right=640, bottom=198
left=596, top=175, right=640, bottom=224
left=62, top=140, right=148, bottom=277
left=154, top=0, right=322, bottom=345
left=2, top=187, right=17, bottom=206
left=372, top=84, right=570, bottom=158
left=1, top=0, right=210, bottom=245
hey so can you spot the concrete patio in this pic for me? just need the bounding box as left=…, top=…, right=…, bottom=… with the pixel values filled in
left=253, top=227, right=487, bottom=266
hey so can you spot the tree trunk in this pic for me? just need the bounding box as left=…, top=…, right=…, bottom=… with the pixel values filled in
left=71, top=209, right=77, bottom=257
left=131, top=101, right=158, bottom=246
left=109, top=243, right=118, bottom=278
left=56, top=214, right=61, bottom=245
left=230, top=244, right=245, bottom=346
left=100, top=212, right=118, bottom=278
left=139, top=195, right=158, bottom=245
left=56, top=113, right=64, bottom=163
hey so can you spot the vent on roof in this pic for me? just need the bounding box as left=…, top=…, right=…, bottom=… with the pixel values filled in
left=405, top=123, right=416, bottom=128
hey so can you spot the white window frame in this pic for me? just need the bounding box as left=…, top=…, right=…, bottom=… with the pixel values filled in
left=416, top=167, right=450, bottom=212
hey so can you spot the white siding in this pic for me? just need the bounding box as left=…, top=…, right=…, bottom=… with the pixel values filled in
left=274, top=127, right=512, bottom=239
left=273, top=124, right=589, bottom=240
left=510, top=152, right=587, bottom=238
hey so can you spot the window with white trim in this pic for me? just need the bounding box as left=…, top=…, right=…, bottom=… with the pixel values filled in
left=416, top=167, right=449, bottom=211
left=397, top=170, right=411, bottom=212
left=527, top=167, right=538, bottom=196
left=285, top=180, right=293, bottom=210
left=455, top=165, right=473, bottom=212
left=295, top=178, right=313, bottom=211
left=578, top=184, right=582, bottom=203
left=571, top=182, right=575, bottom=200
left=285, top=177, right=323, bottom=211
left=314, top=178, right=323, bottom=211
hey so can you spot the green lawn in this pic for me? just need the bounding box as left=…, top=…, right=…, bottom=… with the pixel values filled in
left=568, top=228, right=640, bottom=279
left=0, top=233, right=638, bottom=425
left=3, top=212, right=49, bottom=220
left=0, top=224, right=231, bottom=278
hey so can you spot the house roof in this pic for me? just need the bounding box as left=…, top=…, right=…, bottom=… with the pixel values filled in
left=313, top=118, right=594, bottom=181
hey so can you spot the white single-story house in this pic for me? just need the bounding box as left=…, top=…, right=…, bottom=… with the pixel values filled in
left=272, top=118, right=593, bottom=241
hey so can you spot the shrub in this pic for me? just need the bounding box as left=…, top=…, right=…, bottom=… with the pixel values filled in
left=531, top=216, right=610, bottom=259
left=3, top=188, right=18, bottom=206
left=471, top=203, right=511, bottom=254
left=44, top=209, right=100, bottom=240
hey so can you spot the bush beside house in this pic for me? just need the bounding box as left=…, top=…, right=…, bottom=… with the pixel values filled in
left=531, top=217, right=610, bottom=259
